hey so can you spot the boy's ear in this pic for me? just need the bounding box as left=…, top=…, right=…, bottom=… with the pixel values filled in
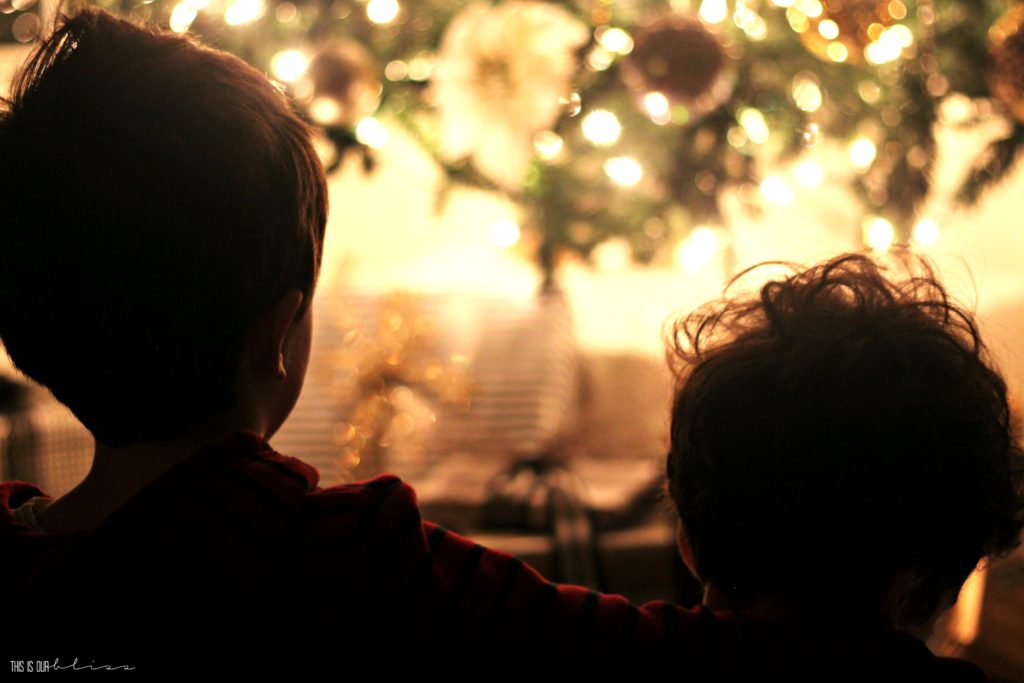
left=246, top=289, right=305, bottom=379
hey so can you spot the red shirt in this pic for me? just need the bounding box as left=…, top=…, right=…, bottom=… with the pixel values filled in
left=0, top=432, right=989, bottom=676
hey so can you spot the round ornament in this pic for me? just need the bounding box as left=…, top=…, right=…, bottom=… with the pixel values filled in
left=621, top=16, right=726, bottom=108
left=989, top=5, right=1024, bottom=122
left=302, top=41, right=382, bottom=127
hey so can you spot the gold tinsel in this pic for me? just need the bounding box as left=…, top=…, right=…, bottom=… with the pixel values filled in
left=332, top=294, right=469, bottom=480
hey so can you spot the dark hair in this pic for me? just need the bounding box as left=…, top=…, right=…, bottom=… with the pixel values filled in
left=0, top=8, right=328, bottom=447
left=666, top=253, right=1024, bottom=626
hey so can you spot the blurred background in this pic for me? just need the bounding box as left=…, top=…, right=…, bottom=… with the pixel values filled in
left=1, top=0, right=1023, bottom=675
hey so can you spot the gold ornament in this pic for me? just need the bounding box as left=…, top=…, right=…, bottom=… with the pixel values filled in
left=301, top=41, right=382, bottom=127
left=989, top=5, right=1024, bottom=122
left=621, top=16, right=728, bottom=111
left=796, top=0, right=900, bottom=64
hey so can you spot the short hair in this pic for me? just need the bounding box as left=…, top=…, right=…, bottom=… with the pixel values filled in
left=666, top=253, right=1024, bottom=626
left=0, top=8, right=328, bottom=447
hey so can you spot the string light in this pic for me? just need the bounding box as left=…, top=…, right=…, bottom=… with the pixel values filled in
left=796, top=0, right=823, bottom=17
left=787, top=9, right=810, bottom=32
left=734, top=1, right=768, bottom=40
left=604, top=157, right=643, bottom=187
left=792, top=74, right=822, bottom=112
left=597, top=27, right=634, bottom=54
left=739, top=108, right=769, bottom=145
left=913, top=218, right=940, bottom=246
left=817, top=20, right=839, bottom=39
left=367, top=0, right=399, bottom=24
left=533, top=131, right=564, bottom=160
left=865, top=26, right=908, bottom=64
left=642, top=91, right=671, bottom=125
left=826, top=42, right=849, bottom=62
left=407, top=56, right=433, bottom=81
left=355, top=117, right=389, bottom=149
left=581, top=110, right=622, bottom=146
left=309, top=98, right=342, bottom=125
left=385, top=60, right=408, bottom=81
left=270, top=50, right=308, bottom=82
left=675, top=227, right=720, bottom=274
left=863, top=216, right=895, bottom=252
left=224, top=0, right=263, bottom=25
left=586, top=47, right=616, bottom=71
left=490, top=220, right=521, bottom=248
left=699, top=0, right=728, bottom=24
left=858, top=80, right=882, bottom=104
left=169, top=1, right=198, bottom=32
left=849, top=137, right=877, bottom=170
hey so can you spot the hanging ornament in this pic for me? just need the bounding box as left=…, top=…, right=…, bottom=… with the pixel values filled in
left=796, top=0, right=902, bottom=65
left=989, top=5, right=1024, bottom=122
left=620, top=16, right=730, bottom=123
left=300, top=40, right=382, bottom=127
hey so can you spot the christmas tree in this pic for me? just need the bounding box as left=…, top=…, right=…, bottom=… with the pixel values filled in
left=8, top=0, right=1022, bottom=279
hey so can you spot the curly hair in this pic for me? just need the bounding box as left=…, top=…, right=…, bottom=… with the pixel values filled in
left=666, top=253, right=1024, bottom=627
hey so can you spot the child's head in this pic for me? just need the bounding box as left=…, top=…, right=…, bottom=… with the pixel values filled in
left=666, top=254, right=1024, bottom=628
left=0, top=8, right=327, bottom=447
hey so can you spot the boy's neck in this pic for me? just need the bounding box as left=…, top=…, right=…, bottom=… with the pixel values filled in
left=36, top=415, right=261, bottom=534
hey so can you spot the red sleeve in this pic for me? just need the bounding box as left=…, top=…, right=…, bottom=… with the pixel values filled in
left=302, top=473, right=712, bottom=644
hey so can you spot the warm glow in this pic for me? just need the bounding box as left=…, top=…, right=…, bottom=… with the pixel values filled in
left=186, top=0, right=210, bottom=8
left=581, top=110, right=622, bottom=147
left=739, top=108, right=770, bottom=145
left=863, top=216, right=895, bottom=252
left=913, top=218, right=940, bottom=247
left=817, top=19, right=839, bottom=39
left=604, top=157, right=643, bottom=187
left=489, top=220, right=521, bottom=248
left=643, top=91, right=671, bottom=120
left=224, top=0, right=264, bottom=25
left=760, top=175, right=795, bottom=206
left=675, top=227, right=720, bottom=274
left=744, top=16, right=768, bottom=40
left=169, top=2, right=198, bottom=32
left=598, top=27, right=634, bottom=54
left=355, top=117, right=389, bottom=149
left=792, top=75, right=822, bottom=112
left=534, top=131, right=564, bottom=160
left=367, top=0, right=400, bottom=24
left=946, top=567, right=986, bottom=646
left=796, top=0, right=823, bottom=17
left=271, top=50, right=308, bottom=83
left=849, top=137, right=877, bottom=171
left=826, top=41, right=849, bottom=62
left=407, top=56, right=433, bottom=81
left=794, top=159, right=824, bottom=187
left=734, top=1, right=768, bottom=40
left=385, top=60, right=408, bottom=81
left=699, top=0, right=728, bottom=24
left=309, top=97, right=342, bottom=125
left=865, top=27, right=905, bottom=64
